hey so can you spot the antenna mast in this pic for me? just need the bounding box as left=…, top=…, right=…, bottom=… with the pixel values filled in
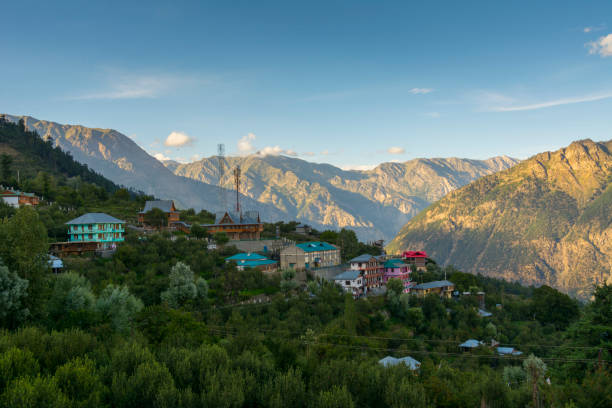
left=217, top=144, right=226, bottom=211
left=233, top=165, right=241, bottom=214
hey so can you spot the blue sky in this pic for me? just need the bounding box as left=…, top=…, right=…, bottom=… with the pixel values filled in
left=1, top=1, right=612, bottom=169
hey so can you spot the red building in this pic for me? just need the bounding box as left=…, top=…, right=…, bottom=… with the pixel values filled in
left=402, top=250, right=428, bottom=271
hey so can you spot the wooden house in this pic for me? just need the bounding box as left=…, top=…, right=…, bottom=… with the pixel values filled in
left=139, top=200, right=179, bottom=226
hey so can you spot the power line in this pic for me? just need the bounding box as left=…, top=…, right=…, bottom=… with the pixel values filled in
left=204, top=323, right=607, bottom=351
left=205, top=327, right=610, bottom=365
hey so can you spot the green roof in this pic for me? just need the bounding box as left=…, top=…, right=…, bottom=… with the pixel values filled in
left=296, top=241, right=337, bottom=252
left=226, top=253, right=268, bottom=261
left=384, top=259, right=406, bottom=268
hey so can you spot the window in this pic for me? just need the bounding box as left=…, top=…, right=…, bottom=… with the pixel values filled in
left=345, top=281, right=350, bottom=285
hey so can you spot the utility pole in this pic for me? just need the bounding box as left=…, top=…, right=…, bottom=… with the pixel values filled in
left=233, top=165, right=241, bottom=214
left=217, top=144, right=226, bottom=211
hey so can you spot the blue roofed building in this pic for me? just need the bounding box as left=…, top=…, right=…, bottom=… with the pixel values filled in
left=333, top=270, right=363, bottom=297
left=280, top=241, right=340, bottom=270
left=226, top=252, right=278, bottom=272
left=459, top=339, right=484, bottom=351
left=66, top=213, right=125, bottom=249
left=497, top=347, right=523, bottom=356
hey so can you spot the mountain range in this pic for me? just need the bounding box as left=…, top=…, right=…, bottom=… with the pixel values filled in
left=387, top=138, right=612, bottom=299
left=1, top=113, right=517, bottom=241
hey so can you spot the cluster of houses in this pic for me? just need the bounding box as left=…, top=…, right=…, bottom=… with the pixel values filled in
left=1, top=187, right=40, bottom=207
left=332, top=251, right=455, bottom=299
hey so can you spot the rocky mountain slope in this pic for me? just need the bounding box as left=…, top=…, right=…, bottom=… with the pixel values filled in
left=0, top=114, right=286, bottom=221
left=387, top=139, right=612, bottom=298
left=168, top=155, right=517, bottom=241
left=1, top=113, right=517, bottom=241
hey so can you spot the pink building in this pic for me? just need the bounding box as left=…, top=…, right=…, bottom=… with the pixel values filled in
left=383, top=259, right=413, bottom=293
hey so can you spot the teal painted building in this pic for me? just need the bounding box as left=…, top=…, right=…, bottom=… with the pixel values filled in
left=66, top=213, right=125, bottom=249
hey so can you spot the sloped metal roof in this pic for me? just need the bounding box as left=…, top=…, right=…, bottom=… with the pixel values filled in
left=141, top=200, right=175, bottom=213
left=333, top=270, right=361, bottom=280
left=66, top=213, right=125, bottom=225
left=413, top=280, right=454, bottom=290
left=296, top=241, right=337, bottom=252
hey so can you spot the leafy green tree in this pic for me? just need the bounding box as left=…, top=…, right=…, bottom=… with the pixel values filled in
left=315, top=385, right=355, bottom=408
left=343, top=293, right=356, bottom=334
left=0, top=200, right=15, bottom=219
left=524, top=354, right=547, bottom=408
left=385, top=377, right=428, bottom=408
left=214, top=231, right=230, bottom=245
left=1, top=375, right=69, bottom=408
left=0, top=260, right=29, bottom=328
left=337, top=228, right=359, bottom=261
left=190, top=223, right=208, bottom=239
left=265, top=368, right=306, bottom=408
left=161, top=262, right=207, bottom=309
left=54, top=357, right=105, bottom=408
left=503, top=365, right=526, bottom=388
left=0, top=347, right=39, bottom=390
left=143, top=208, right=167, bottom=228
left=0, top=153, right=12, bottom=181
left=95, top=284, right=143, bottom=333
left=532, top=285, right=579, bottom=329
left=46, top=273, right=96, bottom=328
left=111, top=360, right=179, bottom=408
left=0, top=206, right=48, bottom=280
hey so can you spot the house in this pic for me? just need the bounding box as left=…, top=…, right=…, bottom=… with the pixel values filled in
left=382, top=259, right=412, bottom=293
left=378, top=356, right=421, bottom=370
left=497, top=347, right=523, bottom=356
left=170, top=221, right=191, bottom=234
left=1, top=188, right=39, bottom=207
left=402, top=250, right=428, bottom=271
left=349, top=254, right=384, bottom=291
left=203, top=210, right=263, bottom=240
left=333, top=270, right=364, bottom=297
left=478, top=309, right=492, bottom=317
left=411, top=280, right=455, bottom=298
left=66, top=213, right=125, bottom=249
left=295, top=224, right=312, bottom=235
left=226, top=252, right=278, bottom=272
left=280, top=241, right=340, bottom=270
left=139, top=200, right=179, bottom=226
left=459, top=339, right=484, bottom=352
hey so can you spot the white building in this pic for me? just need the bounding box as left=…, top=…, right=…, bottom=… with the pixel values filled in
left=332, top=270, right=363, bottom=297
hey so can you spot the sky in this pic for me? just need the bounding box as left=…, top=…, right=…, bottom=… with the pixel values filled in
left=1, top=0, right=612, bottom=170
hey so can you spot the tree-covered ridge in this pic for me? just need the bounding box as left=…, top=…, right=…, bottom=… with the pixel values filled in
left=1, top=202, right=611, bottom=407
left=0, top=117, right=121, bottom=193
left=387, top=138, right=612, bottom=299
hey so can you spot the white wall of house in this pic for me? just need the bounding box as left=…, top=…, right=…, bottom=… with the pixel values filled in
left=1, top=196, right=18, bottom=207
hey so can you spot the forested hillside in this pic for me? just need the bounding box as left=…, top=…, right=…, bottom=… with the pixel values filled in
left=0, top=119, right=611, bottom=407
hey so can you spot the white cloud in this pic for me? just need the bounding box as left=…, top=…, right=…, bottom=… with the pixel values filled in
left=587, top=33, right=612, bottom=57
left=387, top=146, right=405, bottom=154
left=321, top=149, right=330, bottom=155
left=341, top=164, right=377, bottom=171
left=424, top=111, right=441, bottom=118
left=303, top=151, right=315, bottom=157
left=409, top=88, right=433, bottom=95
left=488, top=92, right=612, bottom=112
left=189, top=154, right=201, bottom=162
left=237, top=133, right=297, bottom=157
left=70, top=73, right=194, bottom=100
left=584, top=24, right=606, bottom=33
left=153, top=153, right=171, bottom=161
left=164, top=131, right=193, bottom=147
left=237, top=133, right=256, bottom=155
